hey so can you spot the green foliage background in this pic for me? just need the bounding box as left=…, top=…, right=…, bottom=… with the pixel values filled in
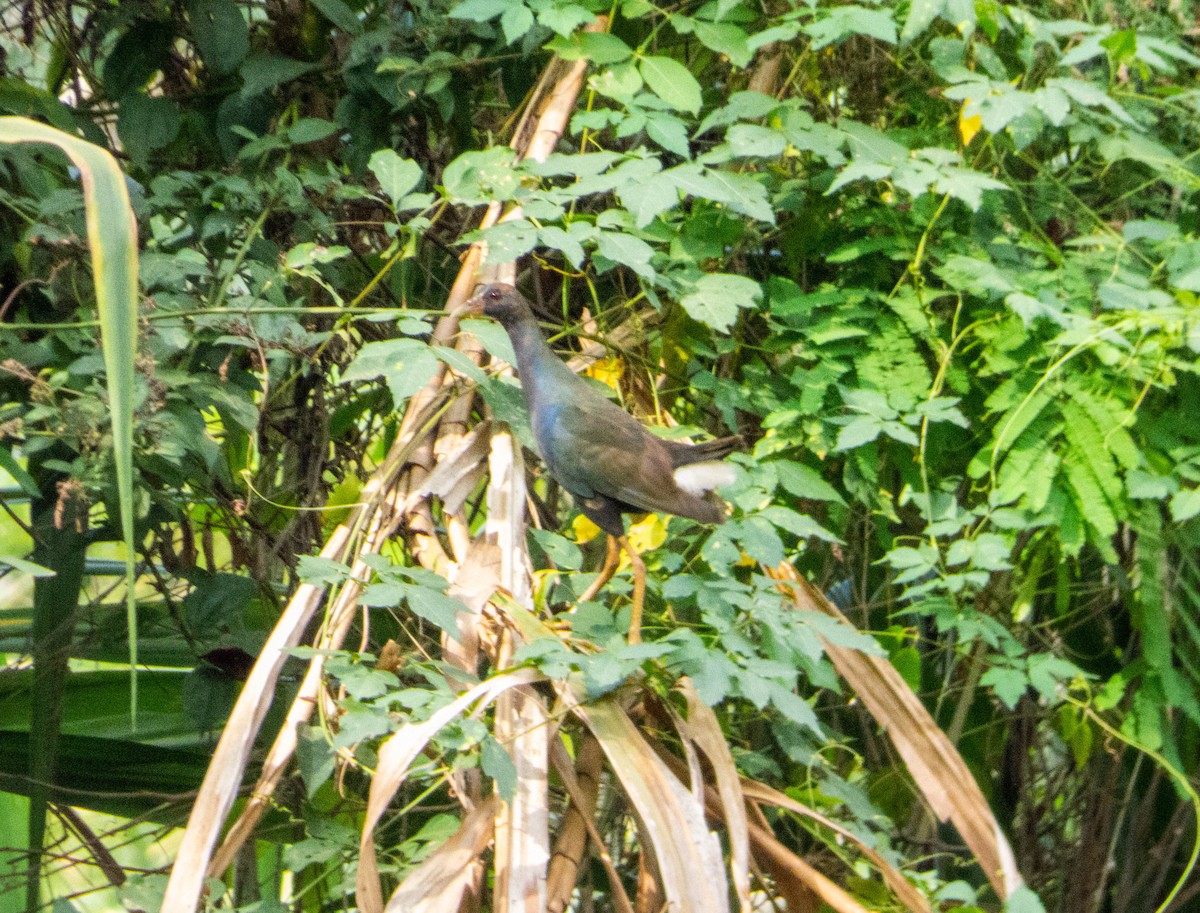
left=1, top=0, right=1199, bottom=910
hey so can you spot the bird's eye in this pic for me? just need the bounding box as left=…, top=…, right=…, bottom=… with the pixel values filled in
left=486, top=290, right=500, bottom=301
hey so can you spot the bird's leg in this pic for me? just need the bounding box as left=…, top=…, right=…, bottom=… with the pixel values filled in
left=578, top=534, right=620, bottom=604
left=618, top=534, right=647, bottom=645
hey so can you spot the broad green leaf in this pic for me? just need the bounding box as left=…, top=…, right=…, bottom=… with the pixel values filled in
left=343, top=339, right=441, bottom=405
left=118, top=94, right=181, bottom=163
left=665, top=164, right=774, bottom=222
left=442, top=147, right=521, bottom=204
left=239, top=54, right=319, bottom=97
left=691, top=20, right=753, bottom=67
left=639, top=55, right=702, bottom=114
left=501, top=4, right=534, bottom=44
left=594, top=231, right=656, bottom=278
left=0, top=116, right=140, bottom=718
left=449, top=0, right=509, bottom=20
left=806, top=6, right=897, bottom=49
left=187, top=0, right=249, bottom=75
left=369, top=149, right=422, bottom=206
left=679, top=272, right=761, bottom=331
left=538, top=5, right=595, bottom=36
left=548, top=32, right=632, bottom=64
left=310, top=0, right=362, bottom=32
left=725, top=123, right=786, bottom=158
left=289, top=117, right=339, bottom=144
left=475, top=219, right=539, bottom=263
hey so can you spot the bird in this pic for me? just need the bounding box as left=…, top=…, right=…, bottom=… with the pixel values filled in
left=463, top=282, right=742, bottom=642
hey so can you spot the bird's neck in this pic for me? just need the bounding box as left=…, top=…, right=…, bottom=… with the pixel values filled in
left=506, top=316, right=577, bottom=411
left=506, top=318, right=549, bottom=372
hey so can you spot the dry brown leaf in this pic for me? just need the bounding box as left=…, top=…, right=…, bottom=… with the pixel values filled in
left=671, top=679, right=752, bottom=913
left=386, top=794, right=501, bottom=913
left=160, top=524, right=351, bottom=913
left=547, top=735, right=636, bottom=913
left=569, top=696, right=731, bottom=913
left=356, top=669, right=542, bottom=913
left=769, top=563, right=1022, bottom=898
left=739, top=780, right=932, bottom=913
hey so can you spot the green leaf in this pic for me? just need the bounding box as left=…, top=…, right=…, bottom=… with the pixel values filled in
left=0, top=447, right=39, bottom=497
left=639, top=55, right=702, bottom=114
left=442, top=147, right=521, bottom=204
left=501, top=5, right=534, bottom=44
left=982, top=664, right=1027, bottom=710
left=449, top=0, right=508, bottom=20
left=645, top=114, right=691, bottom=157
left=0, top=555, right=55, bottom=577
left=806, top=6, right=897, bottom=49
left=538, top=5, right=595, bottom=36
left=474, top=219, right=539, bottom=263
left=310, top=0, right=362, bottom=33
left=665, top=164, right=774, bottom=222
left=594, top=231, right=656, bottom=279
left=1170, top=488, right=1200, bottom=522
left=117, top=95, right=181, bottom=163
left=343, top=339, right=440, bottom=405
left=0, top=116, right=141, bottom=718
left=725, top=123, right=786, bottom=158
left=239, top=55, right=319, bottom=97
left=691, top=20, right=753, bottom=68
left=289, top=118, right=339, bottom=144
left=679, top=273, right=761, bottom=331
left=547, top=32, right=632, bottom=64
left=187, top=0, right=249, bottom=75
left=481, top=735, right=518, bottom=801
left=182, top=573, right=255, bottom=630
left=773, top=460, right=843, bottom=503
left=103, top=20, right=176, bottom=97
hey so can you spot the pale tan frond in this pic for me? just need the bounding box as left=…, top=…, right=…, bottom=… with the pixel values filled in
left=386, top=794, right=501, bottom=913
left=160, top=524, right=351, bottom=913
left=769, top=563, right=1022, bottom=898
left=740, top=779, right=932, bottom=913
left=671, top=679, right=753, bottom=913
left=571, top=696, right=731, bottom=913
left=356, top=669, right=542, bottom=913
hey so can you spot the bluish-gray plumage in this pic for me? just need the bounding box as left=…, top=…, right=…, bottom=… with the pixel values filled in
left=465, top=283, right=741, bottom=537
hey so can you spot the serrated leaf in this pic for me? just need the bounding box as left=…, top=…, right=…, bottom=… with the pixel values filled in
left=449, top=0, right=508, bottom=21
left=679, top=273, right=761, bottom=331
left=665, top=164, right=774, bottom=222
left=548, top=31, right=632, bottom=64
left=595, top=231, right=656, bottom=278
left=343, top=339, right=440, bottom=405
left=501, top=4, right=534, bottom=43
left=639, top=55, right=702, bottom=114
left=369, top=149, right=422, bottom=207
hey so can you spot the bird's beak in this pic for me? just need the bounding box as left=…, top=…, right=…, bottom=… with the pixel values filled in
left=460, top=289, right=487, bottom=316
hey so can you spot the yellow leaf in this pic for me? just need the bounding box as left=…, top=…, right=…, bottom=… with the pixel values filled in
left=959, top=102, right=982, bottom=146
left=586, top=355, right=624, bottom=390
left=572, top=514, right=602, bottom=544
left=628, top=513, right=669, bottom=554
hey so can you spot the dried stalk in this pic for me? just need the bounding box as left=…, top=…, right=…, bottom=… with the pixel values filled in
left=768, top=562, right=1023, bottom=899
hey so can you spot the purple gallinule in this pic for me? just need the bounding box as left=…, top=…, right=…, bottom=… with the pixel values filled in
left=464, top=282, right=742, bottom=642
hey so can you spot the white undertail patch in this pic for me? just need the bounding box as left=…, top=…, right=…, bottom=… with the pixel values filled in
left=673, top=461, right=736, bottom=496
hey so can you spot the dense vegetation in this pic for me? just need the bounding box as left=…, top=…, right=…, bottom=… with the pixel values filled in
left=1, top=0, right=1199, bottom=910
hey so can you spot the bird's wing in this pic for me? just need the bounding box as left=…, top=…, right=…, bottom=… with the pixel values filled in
left=541, top=401, right=675, bottom=513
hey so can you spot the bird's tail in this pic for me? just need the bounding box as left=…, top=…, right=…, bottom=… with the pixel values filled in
left=666, top=434, right=745, bottom=468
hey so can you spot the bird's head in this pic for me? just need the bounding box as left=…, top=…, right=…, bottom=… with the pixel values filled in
left=462, top=282, right=533, bottom=328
